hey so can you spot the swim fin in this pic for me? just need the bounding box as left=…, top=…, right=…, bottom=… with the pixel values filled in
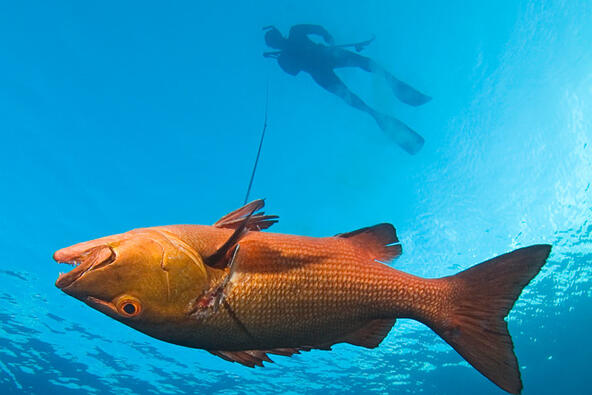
left=386, top=74, right=431, bottom=107
left=374, top=113, right=425, bottom=155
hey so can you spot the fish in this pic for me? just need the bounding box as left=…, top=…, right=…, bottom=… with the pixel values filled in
left=53, top=199, right=550, bottom=394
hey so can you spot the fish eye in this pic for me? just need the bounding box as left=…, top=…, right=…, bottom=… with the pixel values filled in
left=123, top=303, right=136, bottom=314
left=116, top=297, right=142, bottom=318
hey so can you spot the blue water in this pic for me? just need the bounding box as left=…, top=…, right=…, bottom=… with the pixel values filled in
left=1, top=1, right=591, bottom=394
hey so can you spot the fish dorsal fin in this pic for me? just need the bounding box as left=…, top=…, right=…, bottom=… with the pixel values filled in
left=341, top=318, right=397, bottom=349
left=209, top=347, right=312, bottom=368
left=214, top=199, right=278, bottom=231
left=205, top=201, right=266, bottom=269
left=336, top=223, right=402, bottom=263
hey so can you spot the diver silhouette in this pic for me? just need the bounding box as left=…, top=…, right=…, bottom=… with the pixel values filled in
left=263, top=24, right=431, bottom=155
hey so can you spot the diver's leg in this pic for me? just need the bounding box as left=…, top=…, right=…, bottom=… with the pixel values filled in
left=311, top=70, right=378, bottom=115
left=331, top=47, right=375, bottom=71
left=331, top=48, right=431, bottom=107
left=311, top=71, right=425, bottom=155
left=383, top=73, right=432, bottom=107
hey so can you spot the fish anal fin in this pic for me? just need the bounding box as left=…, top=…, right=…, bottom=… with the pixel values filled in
left=209, top=347, right=312, bottom=368
left=209, top=350, right=273, bottom=368
left=337, top=223, right=402, bottom=263
left=214, top=199, right=279, bottom=231
left=341, top=318, right=396, bottom=349
left=266, top=347, right=310, bottom=356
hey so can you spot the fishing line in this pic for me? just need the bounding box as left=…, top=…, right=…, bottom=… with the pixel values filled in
left=244, top=81, right=269, bottom=205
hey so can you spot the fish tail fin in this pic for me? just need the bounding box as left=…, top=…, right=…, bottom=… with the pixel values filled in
left=373, top=113, right=424, bottom=155
left=426, top=245, right=551, bottom=394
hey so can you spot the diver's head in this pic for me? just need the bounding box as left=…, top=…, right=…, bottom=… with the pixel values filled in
left=264, top=27, right=285, bottom=49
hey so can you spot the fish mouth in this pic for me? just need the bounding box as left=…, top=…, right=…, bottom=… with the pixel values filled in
left=54, top=245, right=116, bottom=289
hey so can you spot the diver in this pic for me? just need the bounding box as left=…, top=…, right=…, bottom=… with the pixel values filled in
left=263, top=24, right=431, bottom=155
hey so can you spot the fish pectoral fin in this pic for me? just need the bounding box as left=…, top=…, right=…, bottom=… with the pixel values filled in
left=336, top=223, right=402, bottom=263
left=341, top=318, right=396, bottom=349
left=206, top=202, right=264, bottom=269
left=214, top=199, right=279, bottom=231
left=209, top=347, right=311, bottom=368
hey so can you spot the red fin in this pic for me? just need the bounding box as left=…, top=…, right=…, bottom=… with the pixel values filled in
left=214, top=199, right=278, bottom=231
left=266, top=347, right=310, bottom=356
left=206, top=202, right=268, bottom=269
left=209, top=347, right=311, bottom=368
left=209, top=350, right=270, bottom=367
left=342, top=318, right=396, bottom=348
left=429, top=245, right=551, bottom=394
left=212, top=319, right=397, bottom=367
left=337, top=223, right=402, bottom=263
left=204, top=229, right=246, bottom=270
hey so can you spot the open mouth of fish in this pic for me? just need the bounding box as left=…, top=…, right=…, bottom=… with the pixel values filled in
left=54, top=245, right=116, bottom=289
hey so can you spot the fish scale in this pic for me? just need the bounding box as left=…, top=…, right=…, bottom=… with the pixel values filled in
left=162, top=225, right=441, bottom=350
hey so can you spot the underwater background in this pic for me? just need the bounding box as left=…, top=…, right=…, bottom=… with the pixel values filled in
left=1, top=1, right=591, bottom=394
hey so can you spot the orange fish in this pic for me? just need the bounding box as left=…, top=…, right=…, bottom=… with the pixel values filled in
left=54, top=200, right=550, bottom=394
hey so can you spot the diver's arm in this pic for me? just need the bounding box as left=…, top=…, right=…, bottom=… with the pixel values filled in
left=289, top=24, right=334, bottom=44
